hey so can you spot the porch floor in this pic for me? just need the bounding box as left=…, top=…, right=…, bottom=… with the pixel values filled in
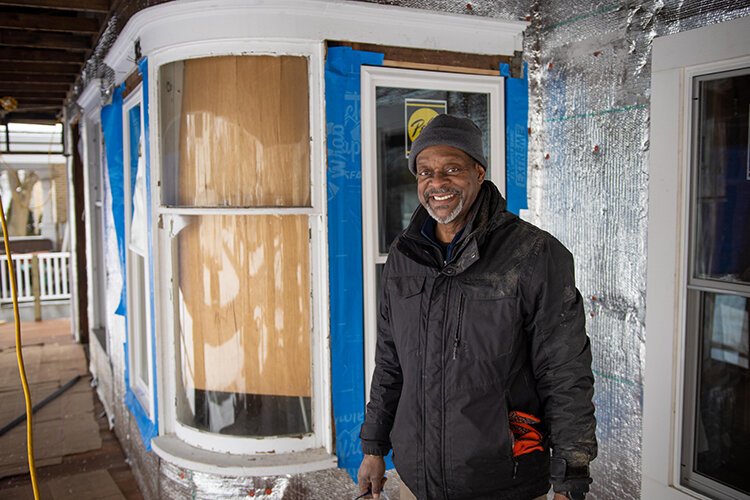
left=0, top=318, right=142, bottom=499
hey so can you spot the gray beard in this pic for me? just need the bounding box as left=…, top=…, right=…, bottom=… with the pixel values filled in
left=426, top=197, right=464, bottom=224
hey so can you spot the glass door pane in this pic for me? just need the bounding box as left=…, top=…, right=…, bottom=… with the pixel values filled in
left=694, top=292, right=749, bottom=494
left=375, top=87, right=491, bottom=254
left=693, top=71, right=750, bottom=285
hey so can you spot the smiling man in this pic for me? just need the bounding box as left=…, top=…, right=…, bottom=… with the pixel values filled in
left=357, top=115, right=597, bottom=500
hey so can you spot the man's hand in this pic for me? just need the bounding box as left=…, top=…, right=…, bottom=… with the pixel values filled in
left=357, top=454, right=386, bottom=498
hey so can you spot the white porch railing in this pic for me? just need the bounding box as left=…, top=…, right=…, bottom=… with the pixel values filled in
left=0, top=252, right=71, bottom=304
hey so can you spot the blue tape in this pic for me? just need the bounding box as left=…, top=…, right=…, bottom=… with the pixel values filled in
left=503, top=62, right=529, bottom=215
left=102, top=61, right=158, bottom=450
left=101, top=84, right=127, bottom=315
left=325, top=46, right=394, bottom=480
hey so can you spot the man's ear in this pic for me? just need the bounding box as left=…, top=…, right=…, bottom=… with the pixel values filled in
left=475, top=163, right=486, bottom=183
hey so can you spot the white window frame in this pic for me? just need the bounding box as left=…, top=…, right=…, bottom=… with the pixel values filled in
left=361, top=66, right=505, bottom=398
left=122, top=85, right=155, bottom=417
left=643, top=15, right=750, bottom=500
left=149, top=40, right=331, bottom=456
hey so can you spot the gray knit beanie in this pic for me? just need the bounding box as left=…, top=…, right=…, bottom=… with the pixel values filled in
left=408, top=114, right=488, bottom=175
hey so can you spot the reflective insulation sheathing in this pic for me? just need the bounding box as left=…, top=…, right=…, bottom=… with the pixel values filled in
left=525, top=1, right=750, bottom=498
left=159, top=461, right=360, bottom=499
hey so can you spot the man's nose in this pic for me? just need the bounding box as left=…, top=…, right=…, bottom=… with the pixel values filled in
left=429, top=171, right=450, bottom=187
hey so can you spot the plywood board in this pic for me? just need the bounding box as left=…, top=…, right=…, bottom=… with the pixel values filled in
left=178, top=215, right=311, bottom=397
left=178, top=55, right=311, bottom=207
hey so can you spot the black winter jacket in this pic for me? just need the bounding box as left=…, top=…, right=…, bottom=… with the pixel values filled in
left=360, top=181, right=597, bottom=500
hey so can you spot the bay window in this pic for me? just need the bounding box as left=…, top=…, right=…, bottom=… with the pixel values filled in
left=157, top=52, right=327, bottom=454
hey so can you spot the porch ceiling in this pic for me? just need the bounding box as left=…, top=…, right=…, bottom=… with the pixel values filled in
left=0, top=0, right=111, bottom=124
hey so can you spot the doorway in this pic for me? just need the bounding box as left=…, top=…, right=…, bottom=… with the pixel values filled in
left=360, top=66, right=505, bottom=398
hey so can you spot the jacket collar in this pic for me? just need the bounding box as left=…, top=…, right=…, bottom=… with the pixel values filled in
left=397, top=181, right=515, bottom=273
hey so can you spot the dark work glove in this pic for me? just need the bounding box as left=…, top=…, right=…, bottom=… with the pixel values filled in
left=550, top=457, right=592, bottom=499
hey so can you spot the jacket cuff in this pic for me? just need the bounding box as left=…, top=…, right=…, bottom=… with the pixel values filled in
left=549, top=457, right=592, bottom=495
left=361, top=441, right=391, bottom=456
left=359, top=422, right=392, bottom=456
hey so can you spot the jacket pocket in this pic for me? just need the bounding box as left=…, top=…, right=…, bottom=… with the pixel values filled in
left=455, top=278, right=517, bottom=360
left=445, top=388, right=515, bottom=496
left=387, top=276, right=425, bottom=355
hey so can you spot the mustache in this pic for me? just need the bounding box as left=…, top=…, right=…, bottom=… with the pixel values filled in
left=423, top=187, right=461, bottom=198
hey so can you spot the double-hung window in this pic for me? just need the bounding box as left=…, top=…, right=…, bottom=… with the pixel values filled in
left=681, top=67, right=750, bottom=500
left=123, top=88, right=154, bottom=416
left=156, top=51, right=328, bottom=454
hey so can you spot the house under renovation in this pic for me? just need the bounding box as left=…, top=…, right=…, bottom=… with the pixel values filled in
left=2, top=0, right=747, bottom=498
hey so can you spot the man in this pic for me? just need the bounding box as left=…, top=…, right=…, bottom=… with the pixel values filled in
left=357, top=115, right=596, bottom=500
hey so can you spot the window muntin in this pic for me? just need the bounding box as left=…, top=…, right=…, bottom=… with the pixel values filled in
left=683, top=68, right=750, bottom=500
left=159, top=55, right=315, bottom=442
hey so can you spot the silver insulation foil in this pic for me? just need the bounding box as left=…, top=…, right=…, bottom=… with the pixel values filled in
left=525, top=1, right=750, bottom=498
left=159, top=461, right=363, bottom=499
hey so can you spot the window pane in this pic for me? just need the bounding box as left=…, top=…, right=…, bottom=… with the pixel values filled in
left=160, top=56, right=311, bottom=207
left=375, top=87, right=490, bottom=254
left=694, top=292, right=750, bottom=494
left=132, top=253, right=150, bottom=389
left=175, top=215, right=312, bottom=436
left=693, top=71, right=750, bottom=285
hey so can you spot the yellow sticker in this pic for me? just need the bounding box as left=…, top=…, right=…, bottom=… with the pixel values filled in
left=405, top=99, right=447, bottom=158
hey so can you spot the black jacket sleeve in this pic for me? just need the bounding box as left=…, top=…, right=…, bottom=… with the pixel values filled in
left=520, top=235, right=597, bottom=492
left=359, top=264, right=403, bottom=456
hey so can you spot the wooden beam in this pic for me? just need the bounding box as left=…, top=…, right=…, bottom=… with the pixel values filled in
left=327, top=41, right=511, bottom=73
left=383, top=60, right=500, bottom=76
left=1, top=82, right=70, bottom=91
left=0, top=0, right=110, bottom=13
left=0, top=12, right=101, bottom=34
left=1, top=89, right=67, bottom=98
left=2, top=111, right=59, bottom=123
left=0, top=28, right=91, bottom=51
left=13, top=96, right=65, bottom=104
left=0, top=47, right=82, bottom=62
left=14, top=104, right=60, bottom=111
left=0, top=73, right=74, bottom=83
left=3, top=61, right=82, bottom=75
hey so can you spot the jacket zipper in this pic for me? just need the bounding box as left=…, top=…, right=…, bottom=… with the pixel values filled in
left=441, top=279, right=453, bottom=500
left=452, top=295, right=465, bottom=360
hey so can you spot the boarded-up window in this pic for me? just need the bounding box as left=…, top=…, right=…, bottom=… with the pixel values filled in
left=161, top=56, right=312, bottom=437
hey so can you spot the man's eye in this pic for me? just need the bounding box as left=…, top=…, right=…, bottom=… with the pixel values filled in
left=417, top=170, right=431, bottom=176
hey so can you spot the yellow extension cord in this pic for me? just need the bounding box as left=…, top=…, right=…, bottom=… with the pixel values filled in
left=0, top=193, right=40, bottom=499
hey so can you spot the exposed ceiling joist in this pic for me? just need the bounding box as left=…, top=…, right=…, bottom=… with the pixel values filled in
left=3, top=61, right=83, bottom=74
left=0, top=73, right=72, bottom=83
left=0, top=28, right=92, bottom=51
left=0, top=0, right=110, bottom=13
left=2, top=82, right=69, bottom=92
left=0, top=47, right=82, bottom=62
left=0, top=11, right=102, bottom=34
left=0, top=0, right=112, bottom=123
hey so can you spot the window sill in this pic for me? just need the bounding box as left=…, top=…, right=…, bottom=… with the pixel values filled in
left=152, top=435, right=337, bottom=476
